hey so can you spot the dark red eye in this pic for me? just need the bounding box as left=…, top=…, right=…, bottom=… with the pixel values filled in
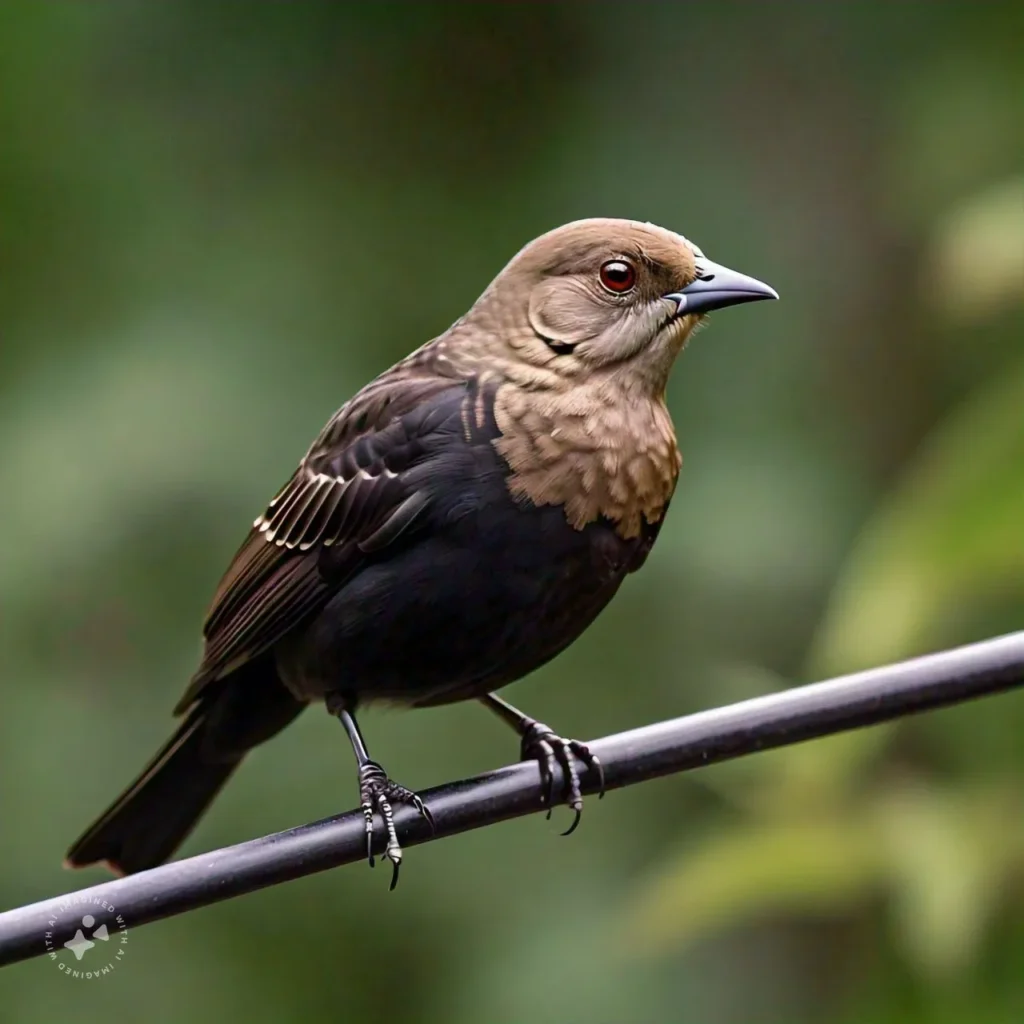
left=599, top=259, right=636, bottom=294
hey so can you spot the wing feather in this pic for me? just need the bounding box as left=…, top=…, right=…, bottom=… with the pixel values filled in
left=180, top=373, right=466, bottom=710
left=201, top=553, right=325, bottom=671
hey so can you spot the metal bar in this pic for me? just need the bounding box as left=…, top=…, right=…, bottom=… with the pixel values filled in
left=3, top=630, right=1023, bottom=969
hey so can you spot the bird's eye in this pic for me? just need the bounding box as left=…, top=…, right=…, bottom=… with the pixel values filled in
left=598, top=259, right=636, bottom=294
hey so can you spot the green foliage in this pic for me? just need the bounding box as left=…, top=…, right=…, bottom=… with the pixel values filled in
left=625, top=816, right=886, bottom=951
left=812, top=359, right=1024, bottom=677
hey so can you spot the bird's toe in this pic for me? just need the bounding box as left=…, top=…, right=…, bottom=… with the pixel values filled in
left=356, top=761, right=432, bottom=889
left=520, top=723, right=600, bottom=830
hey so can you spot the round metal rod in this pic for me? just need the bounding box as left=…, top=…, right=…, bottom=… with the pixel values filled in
left=3, top=630, right=1023, bottom=968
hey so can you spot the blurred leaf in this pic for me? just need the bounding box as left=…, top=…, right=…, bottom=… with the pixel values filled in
left=876, top=782, right=1024, bottom=979
left=622, top=780, right=1024, bottom=978
left=810, top=360, right=1024, bottom=675
left=622, top=815, right=885, bottom=953
left=926, top=175, right=1024, bottom=324
left=748, top=727, right=894, bottom=810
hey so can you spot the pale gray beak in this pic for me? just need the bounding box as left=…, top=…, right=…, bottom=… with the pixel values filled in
left=663, top=258, right=778, bottom=316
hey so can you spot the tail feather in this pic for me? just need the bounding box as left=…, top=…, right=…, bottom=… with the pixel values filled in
left=64, top=706, right=239, bottom=875
left=65, top=661, right=304, bottom=876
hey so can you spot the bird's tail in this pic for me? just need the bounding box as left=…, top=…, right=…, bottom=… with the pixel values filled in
left=64, top=661, right=304, bottom=876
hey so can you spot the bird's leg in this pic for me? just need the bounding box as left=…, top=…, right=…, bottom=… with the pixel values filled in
left=480, top=693, right=605, bottom=836
left=325, top=693, right=434, bottom=890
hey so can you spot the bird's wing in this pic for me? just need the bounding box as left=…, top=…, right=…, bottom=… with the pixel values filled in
left=175, top=371, right=465, bottom=714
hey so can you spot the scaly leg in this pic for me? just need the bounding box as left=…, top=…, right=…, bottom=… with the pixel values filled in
left=326, top=693, right=434, bottom=890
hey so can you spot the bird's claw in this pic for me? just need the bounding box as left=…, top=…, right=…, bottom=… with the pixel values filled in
left=357, top=760, right=434, bottom=890
left=519, top=722, right=604, bottom=835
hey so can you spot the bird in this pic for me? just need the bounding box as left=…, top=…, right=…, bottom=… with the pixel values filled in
left=65, top=218, right=777, bottom=888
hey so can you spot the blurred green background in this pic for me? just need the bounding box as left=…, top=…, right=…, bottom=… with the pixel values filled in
left=1, top=2, right=1022, bottom=1022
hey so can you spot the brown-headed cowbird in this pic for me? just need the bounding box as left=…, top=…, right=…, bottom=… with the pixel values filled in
left=65, top=219, right=777, bottom=886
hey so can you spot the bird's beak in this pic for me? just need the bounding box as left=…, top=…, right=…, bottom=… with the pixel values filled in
left=663, top=259, right=779, bottom=317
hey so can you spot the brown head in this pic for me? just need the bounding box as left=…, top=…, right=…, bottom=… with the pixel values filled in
left=442, top=217, right=777, bottom=398
left=427, top=218, right=778, bottom=538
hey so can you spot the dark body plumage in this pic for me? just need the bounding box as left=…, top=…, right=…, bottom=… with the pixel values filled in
left=65, top=218, right=775, bottom=878
left=66, top=375, right=653, bottom=876
left=274, top=383, right=661, bottom=708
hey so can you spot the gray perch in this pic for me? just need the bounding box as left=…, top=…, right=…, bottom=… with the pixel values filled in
left=1, top=630, right=1023, bottom=969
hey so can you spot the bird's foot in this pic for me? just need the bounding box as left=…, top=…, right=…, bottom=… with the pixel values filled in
left=357, top=760, right=435, bottom=890
left=519, top=722, right=605, bottom=836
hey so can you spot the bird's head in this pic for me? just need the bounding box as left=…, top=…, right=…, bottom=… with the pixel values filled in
left=457, top=218, right=777, bottom=396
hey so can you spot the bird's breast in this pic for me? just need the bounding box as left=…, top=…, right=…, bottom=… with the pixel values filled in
left=490, top=379, right=681, bottom=540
